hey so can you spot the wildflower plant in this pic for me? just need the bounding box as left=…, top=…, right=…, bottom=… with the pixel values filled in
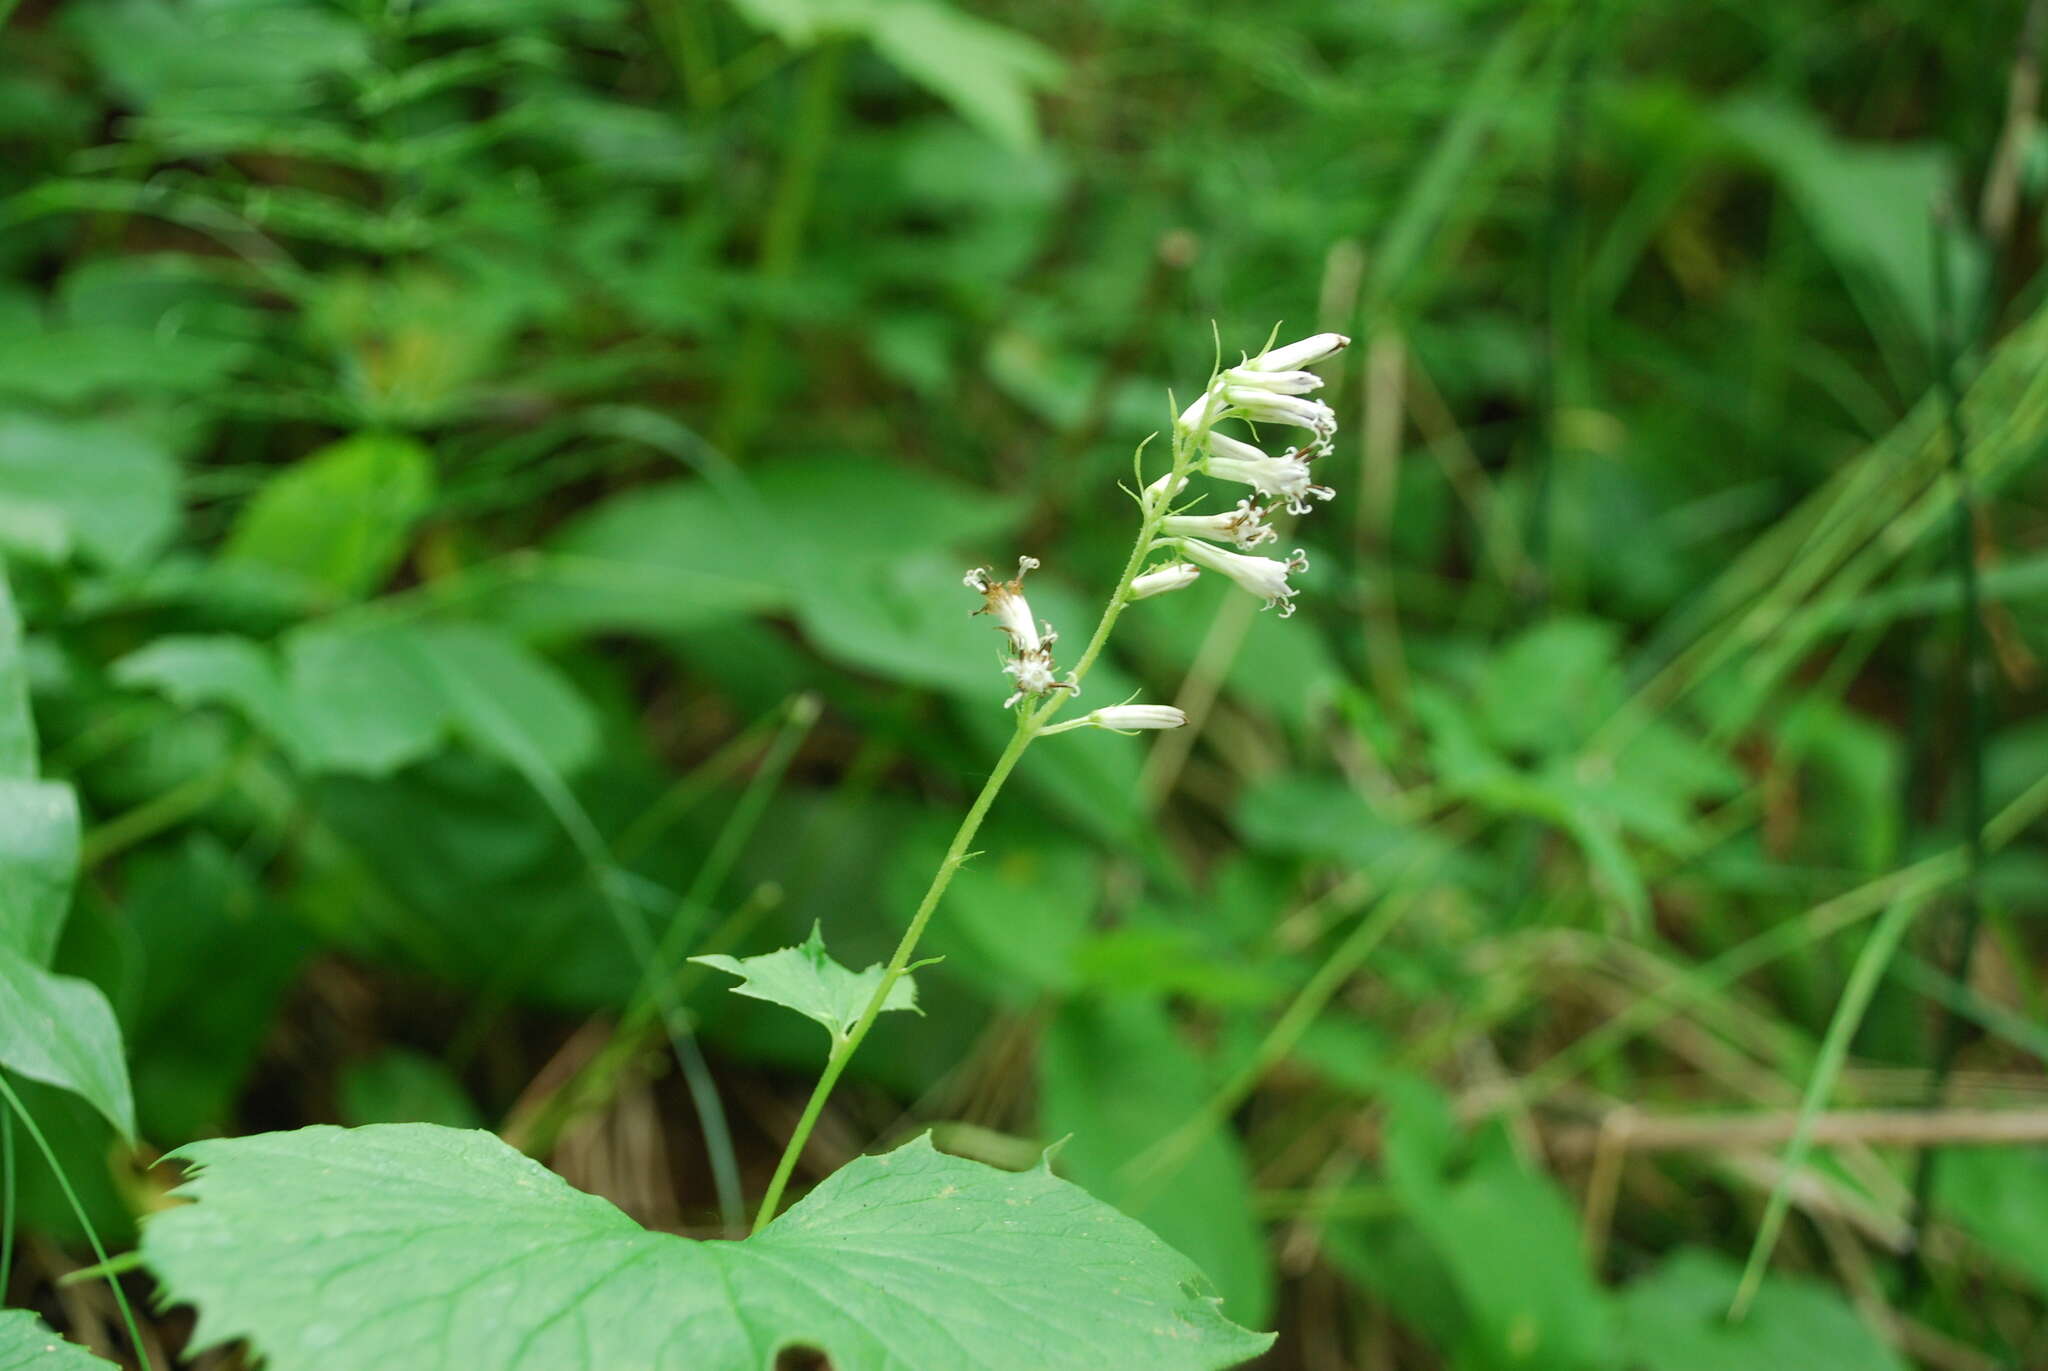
left=121, top=330, right=1344, bottom=1371
left=746, top=327, right=1348, bottom=1234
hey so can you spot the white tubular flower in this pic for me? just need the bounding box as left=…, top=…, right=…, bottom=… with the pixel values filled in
left=1203, top=447, right=1334, bottom=516
left=1242, top=332, right=1350, bottom=372
left=966, top=556, right=1074, bottom=707
left=1178, top=538, right=1309, bottom=617
left=1084, top=705, right=1188, bottom=732
left=1128, top=561, right=1200, bottom=600
left=1162, top=497, right=1278, bottom=550
left=1221, top=388, right=1338, bottom=440
left=1205, top=430, right=1275, bottom=466
left=964, top=555, right=1044, bottom=654
left=1221, top=366, right=1323, bottom=396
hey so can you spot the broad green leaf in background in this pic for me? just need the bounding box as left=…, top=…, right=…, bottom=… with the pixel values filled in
left=692, top=924, right=919, bottom=1043
left=143, top=1125, right=1272, bottom=1370
left=796, top=552, right=1002, bottom=697
left=222, top=433, right=435, bottom=602
left=0, top=322, right=248, bottom=405
left=1381, top=1082, right=1615, bottom=1370
left=112, top=635, right=308, bottom=757
left=0, top=780, right=81, bottom=967
left=884, top=823, right=1098, bottom=1002
left=66, top=0, right=373, bottom=117
left=1040, top=994, right=1273, bottom=1325
left=0, top=1310, right=118, bottom=1369
left=1474, top=616, right=1622, bottom=755
left=862, top=1, right=1062, bottom=153
left=119, top=835, right=310, bottom=1140
left=0, top=570, right=35, bottom=778
left=282, top=618, right=447, bottom=774
left=412, top=621, right=600, bottom=778
left=722, top=0, right=1060, bottom=151
left=0, top=942, right=135, bottom=1140
left=0, top=414, right=179, bottom=570
left=495, top=480, right=790, bottom=638
left=1615, top=1250, right=1905, bottom=1371
left=1720, top=97, right=1983, bottom=360
left=339, top=1048, right=482, bottom=1128
left=1936, top=1147, right=2048, bottom=1298
left=281, top=618, right=597, bottom=777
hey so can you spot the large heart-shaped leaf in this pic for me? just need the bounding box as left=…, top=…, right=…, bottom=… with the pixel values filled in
left=0, top=1310, right=117, bottom=1368
left=143, top=1124, right=1270, bottom=1370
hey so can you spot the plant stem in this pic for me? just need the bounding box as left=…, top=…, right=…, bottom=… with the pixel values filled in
left=748, top=435, right=1191, bottom=1233
left=748, top=713, right=1036, bottom=1233
left=0, top=1075, right=149, bottom=1367
left=1903, top=199, right=1988, bottom=1295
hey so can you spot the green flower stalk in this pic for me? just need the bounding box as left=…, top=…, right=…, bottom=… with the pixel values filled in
left=748, top=328, right=1347, bottom=1233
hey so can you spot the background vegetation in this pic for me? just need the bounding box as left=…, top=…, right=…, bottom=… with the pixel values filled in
left=3, top=0, right=2048, bottom=1365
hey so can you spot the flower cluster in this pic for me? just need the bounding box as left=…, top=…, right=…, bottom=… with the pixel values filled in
left=963, top=328, right=1344, bottom=721
left=1152, top=331, right=1347, bottom=617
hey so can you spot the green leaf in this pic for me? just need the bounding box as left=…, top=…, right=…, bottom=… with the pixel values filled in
left=67, top=0, right=373, bottom=116
left=1615, top=1250, right=1904, bottom=1371
left=339, top=1048, right=481, bottom=1128
left=282, top=619, right=448, bottom=775
left=120, top=835, right=311, bottom=1140
left=0, top=414, right=179, bottom=570
left=112, top=635, right=307, bottom=754
left=722, top=0, right=1060, bottom=150
left=0, top=568, right=37, bottom=779
left=1039, top=994, right=1272, bottom=1325
left=1720, top=98, right=1983, bottom=356
left=863, top=2, right=1061, bottom=152
left=0, top=1309, right=119, bottom=1368
left=1474, top=616, right=1622, bottom=755
left=0, top=326, right=249, bottom=405
left=1937, top=1147, right=2048, bottom=1296
left=692, top=924, right=919, bottom=1043
left=281, top=618, right=596, bottom=777
left=411, top=622, right=599, bottom=778
left=143, top=1125, right=1272, bottom=1370
left=0, top=780, right=82, bottom=967
left=1381, top=1088, right=1615, bottom=1370
left=495, top=479, right=790, bottom=638
left=223, top=434, right=435, bottom=602
left=0, top=942, right=135, bottom=1141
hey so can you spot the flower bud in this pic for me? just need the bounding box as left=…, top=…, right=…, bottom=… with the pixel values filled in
left=1128, top=562, right=1201, bottom=600
left=1084, top=705, right=1187, bottom=732
left=1243, top=332, right=1349, bottom=372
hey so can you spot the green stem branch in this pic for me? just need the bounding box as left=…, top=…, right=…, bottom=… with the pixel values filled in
left=748, top=430, right=1197, bottom=1233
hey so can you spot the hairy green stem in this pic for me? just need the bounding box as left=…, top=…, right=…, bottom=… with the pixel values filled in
left=748, top=714, right=1035, bottom=1233
left=749, top=429, right=1197, bottom=1232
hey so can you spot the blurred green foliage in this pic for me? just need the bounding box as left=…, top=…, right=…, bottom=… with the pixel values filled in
left=4, top=0, right=2048, bottom=1365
